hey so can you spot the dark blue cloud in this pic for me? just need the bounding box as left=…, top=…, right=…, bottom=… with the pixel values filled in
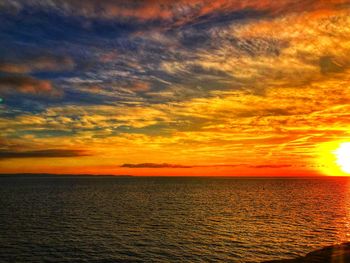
left=0, top=9, right=145, bottom=44
left=0, top=0, right=295, bottom=117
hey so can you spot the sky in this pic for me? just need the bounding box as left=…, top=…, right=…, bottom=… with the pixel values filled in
left=1, top=0, right=350, bottom=176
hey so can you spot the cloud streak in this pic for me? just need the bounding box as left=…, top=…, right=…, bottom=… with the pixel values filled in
left=0, top=149, right=88, bottom=159
left=0, top=55, right=75, bottom=74
left=121, top=163, right=192, bottom=168
left=121, top=163, right=292, bottom=169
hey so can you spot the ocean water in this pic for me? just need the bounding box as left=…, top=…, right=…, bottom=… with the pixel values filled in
left=1, top=176, right=350, bottom=262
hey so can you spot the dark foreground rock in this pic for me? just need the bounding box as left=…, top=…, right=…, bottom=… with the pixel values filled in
left=264, top=242, right=350, bottom=263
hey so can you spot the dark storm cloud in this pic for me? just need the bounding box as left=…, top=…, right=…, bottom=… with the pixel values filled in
left=0, top=149, right=88, bottom=159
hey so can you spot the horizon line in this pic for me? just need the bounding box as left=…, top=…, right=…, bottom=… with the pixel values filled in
left=0, top=173, right=345, bottom=179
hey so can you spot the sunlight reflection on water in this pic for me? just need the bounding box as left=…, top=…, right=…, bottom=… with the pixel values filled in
left=0, top=176, right=350, bottom=262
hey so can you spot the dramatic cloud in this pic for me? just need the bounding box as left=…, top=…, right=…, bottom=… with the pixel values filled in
left=0, top=1, right=350, bottom=175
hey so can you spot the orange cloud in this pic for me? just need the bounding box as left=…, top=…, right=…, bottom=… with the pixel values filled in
left=0, top=55, right=75, bottom=74
left=129, top=82, right=151, bottom=92
left=0, top=76, right=61, bottom=97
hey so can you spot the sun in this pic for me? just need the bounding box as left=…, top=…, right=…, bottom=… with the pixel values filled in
left=334, top=143, right=350, bottom=174
left=317, top=141, right=350, bottom=176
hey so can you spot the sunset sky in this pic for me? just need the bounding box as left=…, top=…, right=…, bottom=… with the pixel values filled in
left=1, top=0, right=350, bottom=176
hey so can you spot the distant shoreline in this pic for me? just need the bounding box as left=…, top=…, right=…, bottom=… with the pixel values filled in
left=263, top=242, right=350, bottom=263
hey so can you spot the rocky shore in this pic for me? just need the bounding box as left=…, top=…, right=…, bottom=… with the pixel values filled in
left=264, top=242, right=350, bottom=262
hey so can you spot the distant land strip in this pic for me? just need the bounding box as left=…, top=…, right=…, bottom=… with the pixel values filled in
left=263, top=242, right=350, bottom=263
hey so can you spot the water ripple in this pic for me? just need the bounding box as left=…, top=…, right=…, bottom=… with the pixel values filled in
left=1, top=177, right=350, bottom=262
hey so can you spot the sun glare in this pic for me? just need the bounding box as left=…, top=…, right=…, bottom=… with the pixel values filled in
left=334, top=143, right=350, bottom=174
left=317, top=141, right=350, bottom=176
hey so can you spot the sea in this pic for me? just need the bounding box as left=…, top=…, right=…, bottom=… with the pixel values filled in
left=1, top=176, right=350, bottom=262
